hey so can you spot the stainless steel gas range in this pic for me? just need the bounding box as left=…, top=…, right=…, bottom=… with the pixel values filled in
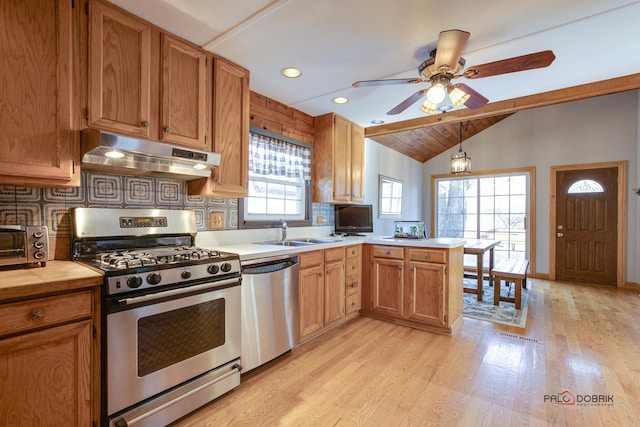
left=71, top=208, right=242, bottom=427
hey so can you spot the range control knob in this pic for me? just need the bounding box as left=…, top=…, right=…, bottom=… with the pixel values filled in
left=181, top=271, right=192, bottom=280
left=207, top=264, right=219, bottom=275
left=33, top=230, right=44, bottom=239
left=147, top=273, right=162, bottom=285
left=127, top=276, right=143, bottom=288
left=220, top=262, right=232, bottom=273
left=34, top=241, right=45, bottom=249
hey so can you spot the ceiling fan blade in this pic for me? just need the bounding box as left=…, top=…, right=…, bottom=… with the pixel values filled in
left=434, top=29, right=470, bottom=71
left=463, top=50, right=556, bottom=79
left=455, top=83, right=489, bottom=109
left=387, top=89, right=428, bottom=115
left=353, top=78, right=423, bottom=87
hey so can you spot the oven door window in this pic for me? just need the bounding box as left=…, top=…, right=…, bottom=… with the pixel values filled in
left=137, top=298, right=226, bottom=377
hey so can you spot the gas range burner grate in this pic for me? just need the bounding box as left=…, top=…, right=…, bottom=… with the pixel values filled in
left=96, top=246, right=224, bottom=270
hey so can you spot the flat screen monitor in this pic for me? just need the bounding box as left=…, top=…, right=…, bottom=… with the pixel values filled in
left=334, top=204, right=373, bottom=236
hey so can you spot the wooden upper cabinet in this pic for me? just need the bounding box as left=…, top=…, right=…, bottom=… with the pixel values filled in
left=89, top=0, right=151, bottom=137
left=0, top=0, right=79, bottom=186
left=160, top=34, right=209, bottom=150
left=313, top=113, right=365, bottom=203
left=188, top=56, right=250, bottom=198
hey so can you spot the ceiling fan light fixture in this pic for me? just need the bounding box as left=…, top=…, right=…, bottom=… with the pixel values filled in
left=448, top=85, right=470, bottom=108
left=419, top=98, right=439, bottom=114
left=426, top=81, right=447, bottom=104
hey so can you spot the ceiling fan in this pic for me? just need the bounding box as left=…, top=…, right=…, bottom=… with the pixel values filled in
left=352, top=29, right=556, bottom=115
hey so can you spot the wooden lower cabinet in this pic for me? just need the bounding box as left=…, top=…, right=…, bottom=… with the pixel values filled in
left=372, top=257, right=405, bottom=318
left=298, top=245, right=361, bottom=342
left=0, top=289, right=98, bottom=426
left=363, top=244, right=464, bottom=335
left=299, top=261, right=325, bottom=338
left=407, top=261, right=446, bottom=325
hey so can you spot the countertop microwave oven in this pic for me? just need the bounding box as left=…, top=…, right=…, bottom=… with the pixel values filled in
left=0, top=225, right=49, bottom=267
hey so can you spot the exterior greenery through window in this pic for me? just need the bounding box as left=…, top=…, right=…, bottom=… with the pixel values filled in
left=240, top=128, right=312, bottom=227
left=435, top=173, right=530, bottom=265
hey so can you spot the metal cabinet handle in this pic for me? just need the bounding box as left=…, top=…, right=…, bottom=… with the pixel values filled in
left=141, top=121, right=149, bottom=127
left=384, top=249, right=390, bottom=255
left=30, top=309, right=44, bottom=320
left=397, top=265, right=402, bottom=270
left=423, top=253, right=430, bottom=259
left=351, top=283, right=358, bottom=288
left=318, top=272, right=323, bottom=277
left=351, top=301, right=356, bottom=307
left=164, top=126, right=171, bottom=133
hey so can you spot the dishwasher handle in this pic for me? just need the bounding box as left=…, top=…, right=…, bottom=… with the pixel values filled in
left=241, top=255, right=298, bottom=274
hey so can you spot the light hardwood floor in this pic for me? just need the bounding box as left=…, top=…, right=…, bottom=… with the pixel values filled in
left=173, top=279, right=640, bottom=426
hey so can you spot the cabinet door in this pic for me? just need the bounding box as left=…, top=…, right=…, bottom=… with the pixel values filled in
left=89, top=0, right=151, bottom=137
left=0, top=320, right=92, bottom=426
left=211, top=57, right=250, bottom=197
left=324, top=261, right=346, bottom=326
left=299, top=265, right=325, bottom=338
left=0, top=0, right=77, bottom=185
left=332, top=115, right=352, bottom=202
left=160, top=34, right=208, bottom=150
left=407, top=262, right=446, bottom=326
left=372, top=258, right=404, bottom=318
left=350, top=123, right=365, bottom=202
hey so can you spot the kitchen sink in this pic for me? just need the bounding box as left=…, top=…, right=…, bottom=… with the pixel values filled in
left=259, top=237, right=343, bottom=246
left=259, top=240, right=316, bottom=246
left=289, top=237, right=343, bottom=244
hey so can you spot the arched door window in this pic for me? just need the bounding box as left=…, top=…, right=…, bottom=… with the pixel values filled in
left=567, top=179, right=604, bottom=194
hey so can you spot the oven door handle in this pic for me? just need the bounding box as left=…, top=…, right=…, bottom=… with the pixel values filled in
left=117, top=277, right=241, bottom=305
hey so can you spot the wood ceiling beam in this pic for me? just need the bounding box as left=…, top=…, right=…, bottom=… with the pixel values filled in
left=365, top=73, right=640, bottom=137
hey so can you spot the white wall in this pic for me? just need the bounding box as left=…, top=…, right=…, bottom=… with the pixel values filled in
left=422, top=91, right=639, bottom=283
left=362, top=138, right=423, bottom=236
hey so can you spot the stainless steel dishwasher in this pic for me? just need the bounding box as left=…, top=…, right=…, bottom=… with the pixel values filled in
left=240, top=254, right=300, bottom=372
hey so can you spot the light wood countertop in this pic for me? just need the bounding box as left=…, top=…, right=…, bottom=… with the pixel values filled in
left=0, top=261, right=103, bottom=302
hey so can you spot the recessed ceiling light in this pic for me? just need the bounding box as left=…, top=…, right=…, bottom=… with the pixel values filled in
left=371, top=119, right=385, bottom=124
left=281, top=67, right=302, bottom=78
left=332, top=97, right=349, bottom=104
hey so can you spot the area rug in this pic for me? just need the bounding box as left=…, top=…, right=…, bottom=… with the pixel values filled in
left=462, top=277, right=531, bottom=328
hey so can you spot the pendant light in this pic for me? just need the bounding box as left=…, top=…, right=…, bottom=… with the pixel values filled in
left=451, top=122, right=471, bottom=174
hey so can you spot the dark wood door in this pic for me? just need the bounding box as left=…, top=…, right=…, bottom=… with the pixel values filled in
left=555, top=167, right=618, bottom=285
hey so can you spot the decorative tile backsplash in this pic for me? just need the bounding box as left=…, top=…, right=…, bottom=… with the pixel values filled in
left=0, top=171, right=333, bottom=238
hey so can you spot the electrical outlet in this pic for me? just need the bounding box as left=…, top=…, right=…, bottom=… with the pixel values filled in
left=209, top=212, right=225, bottom=229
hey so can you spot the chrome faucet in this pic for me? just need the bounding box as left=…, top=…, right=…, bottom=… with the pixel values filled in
left=280, top=219, right=288, bottom=241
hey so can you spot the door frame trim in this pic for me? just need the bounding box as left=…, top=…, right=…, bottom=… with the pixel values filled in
left=549, top=161, right=627, bottom=287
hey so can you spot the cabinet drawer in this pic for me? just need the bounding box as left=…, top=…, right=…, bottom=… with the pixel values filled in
left=346, top=293, right=360, bottom=315
left=346, top=245, right=361, bottom=259
left=299, top=251, right=323, bottom=268
left=372, top=245, right=404, bottom=259
left=346, top=257, right=360, bottom=279
left=409, top=248, right=446, bottom=264
left=0, top=291, right=93, bottom=337
left=324, top=247, right=345, bottom=263
left=345, top=278, right=360, bottom=296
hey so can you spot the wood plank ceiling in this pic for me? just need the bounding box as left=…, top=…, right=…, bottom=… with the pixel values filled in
left=368, top=114, right=512, bottom=163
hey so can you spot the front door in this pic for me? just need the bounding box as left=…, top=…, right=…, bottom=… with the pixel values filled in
left=555, top=167, right=618, bottom=286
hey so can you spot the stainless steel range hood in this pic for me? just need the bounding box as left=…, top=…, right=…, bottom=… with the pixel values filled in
left=80, top=128, right=220, bottom=180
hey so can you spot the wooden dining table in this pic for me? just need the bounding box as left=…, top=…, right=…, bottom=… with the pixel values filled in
left=463, top=239, right=501, bottom=301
